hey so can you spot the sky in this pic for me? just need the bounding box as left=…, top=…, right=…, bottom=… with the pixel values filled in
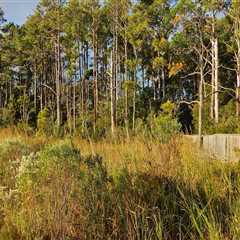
left=0, top=0, right=39, bottom=25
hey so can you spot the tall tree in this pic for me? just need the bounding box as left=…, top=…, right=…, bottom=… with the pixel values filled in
left=228, top=2, right=240, bottom=117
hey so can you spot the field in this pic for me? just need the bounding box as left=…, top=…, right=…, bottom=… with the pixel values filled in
left=0, top=128, right=240, bottom=240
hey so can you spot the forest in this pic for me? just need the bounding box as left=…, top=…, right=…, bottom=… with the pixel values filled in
left=1, top=0, right=240, bottom=239
left=0, top=0, right=239, bottom=138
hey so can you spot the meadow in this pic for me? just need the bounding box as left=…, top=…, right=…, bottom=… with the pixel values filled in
left=0, top=128, right=240, bottom=240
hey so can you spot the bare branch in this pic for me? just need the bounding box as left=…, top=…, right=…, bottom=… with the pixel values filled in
left=220, top=64, right=236, bottom=72
left=40, top=84, right=57, bottom=96
left=180, top=71, right=200, bottom=79
left=178, top=100, right=199, bottom=106
left=204, top=82, right=235, bottom=93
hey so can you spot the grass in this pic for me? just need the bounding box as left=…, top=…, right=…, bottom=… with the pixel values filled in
left=0, top=128, right=240, bottom=239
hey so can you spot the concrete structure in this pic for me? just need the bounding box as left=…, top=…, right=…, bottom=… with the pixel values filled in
left=187, top=134, right=240, bottom=160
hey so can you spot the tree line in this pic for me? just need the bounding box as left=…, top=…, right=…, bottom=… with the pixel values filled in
left=0, top=0, right=239, bottom=140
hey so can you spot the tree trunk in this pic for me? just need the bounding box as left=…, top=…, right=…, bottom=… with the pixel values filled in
left=210, top=38, right=215, bottom=119
left=93, top=29, right=98, bottom=132
left=162, top=67, right=165, bottom=99
left=236, top=59, right=240, bottom=117
left=133, top=70, right=136, bottom=131
left=132, top=48, right=137, bottom=131
left=66, top=81, right=70, bottom=132
left=34, top=65, right=37, bottom=111
left=55, top=36, right=61, bottom=128
left=110, top=50, right=116, bottom=134
left=236, top=35, right=240, bottom=117
left=214, top=37, right=219, bottom=124
left=115, top=21, right=118, bottom=122
left=124, top=36, right=129, bottom=137
left=82, top=44, right=87, bottom=115
left=199, top=57, right=204, bottom=147
left=40, top=73, right=43, bottom=111
left=142, top=65, right=145, bottom=90
left=211, top=18, right=219, bottom=123
left=73, top=75, right=76, bottom=132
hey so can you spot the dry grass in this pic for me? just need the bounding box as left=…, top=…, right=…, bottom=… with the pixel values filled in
left=72, top=135, right=183, bottom=175
left=1, top=128, right=240, bottom=239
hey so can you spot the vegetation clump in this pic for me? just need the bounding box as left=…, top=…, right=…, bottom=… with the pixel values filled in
left=0, top=135, right=240, bottom=240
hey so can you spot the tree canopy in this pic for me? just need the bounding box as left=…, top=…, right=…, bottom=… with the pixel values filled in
left=0, top=1, right=239, bottom=137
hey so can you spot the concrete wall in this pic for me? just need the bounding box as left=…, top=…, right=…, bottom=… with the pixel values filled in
left=187, top=134, right=240, bottom=160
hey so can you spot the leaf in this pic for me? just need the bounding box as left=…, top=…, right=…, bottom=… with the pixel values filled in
left=152, top=37, right=168, bottom=52
left=153, top=57, right=166, bottom=69
left=168, top=62, right=184, bottom=77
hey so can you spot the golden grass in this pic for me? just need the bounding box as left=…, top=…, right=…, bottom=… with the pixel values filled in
left=72, top=135, right=178, bottom=175
left=0, top=128, right=240, bottom=239
left=0, top=127, right=236, bottom=200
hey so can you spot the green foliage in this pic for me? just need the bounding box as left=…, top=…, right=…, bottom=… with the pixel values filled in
left=0, top=139, right=32, bottom=239
left=37, top=108, right=53, bottom=136
left=0, top=0, right=238, bottom=138
left=0, top=139, right=31, bottom=188
left=0, top=103, right=16, bottom=127
left=230, top=199, right=240, bottom=240
left=153, top=56, right=166, bottom=69
left=193, top=100, right=240, bottom=134
left=2, top=141, right=111, bottom=239
left=161, top=100, right=175, bottom=115
left=76, top=103, right=112, bottom=140
left=147, top=101, right=181, bottom=142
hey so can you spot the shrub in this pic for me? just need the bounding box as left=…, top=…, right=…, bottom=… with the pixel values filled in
left=37, top=108, right=54, bottom=136
left=16, top=122, right=34, bottom=136
left=5, top=142, right=111, bottom=239
left=0, top=139, right=31, bottom=189
left=9, top=142, right=82, bottom=239
left=148, top=101, right=181, bottom=142
left=0, top=139, right=32, bottom=239
left=76, top=114, right=93, bottom=138
left=0, top=106, right=15, bottom=127
left=192, top=99, right=240, bottom=134
left=76, top=103, right=111, bottom=140
left=1, top=137, right=240, bottom=240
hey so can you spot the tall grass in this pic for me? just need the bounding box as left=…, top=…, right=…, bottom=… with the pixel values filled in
left=0, top=130, right=240, bottom=239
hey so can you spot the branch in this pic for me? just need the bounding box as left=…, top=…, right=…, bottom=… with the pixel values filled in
left=204, top=90, right=224, bottom=100
left=106, top=71, right=112, bottom=77
left=203, top=70, right=211, bottom=78
left=203, top=83, right=239, bottom=101
left=204, top=82, right=235, bottom=93
left=40, top=84, right=57, bottom=96
left=180, top=71, right=200, bottom=79
left=178, top=100, right=199, bottom=106
left=220, top=64, right=236, bottom=72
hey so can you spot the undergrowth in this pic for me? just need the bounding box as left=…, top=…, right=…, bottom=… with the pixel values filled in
left=0, top=130, right=240, bottom=239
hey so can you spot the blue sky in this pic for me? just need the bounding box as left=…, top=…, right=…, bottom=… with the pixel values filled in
left=0, top=0, right=39, bottom=25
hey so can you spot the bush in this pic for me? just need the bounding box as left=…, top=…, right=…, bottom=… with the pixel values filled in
left=0, top=139, right=31, bottom=189
left=147, top=101, right=181, bottom=142
left=3, top=142, right=111, bottom=239
left=37, top=108, right=54, bottom=136
left=0, top=106, right=15, bottom=127
left=16, top=122, right=34, bottom=135
left=76, top=103, right=112, bottom=140
left=1, top=137, right=240, bottom=239
left=0, top=140, right=32, bottom=239
left=192, top=100, right=240, bottom=134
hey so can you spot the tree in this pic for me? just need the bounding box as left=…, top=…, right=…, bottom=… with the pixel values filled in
left=228, top=2, right=240, bottom=117
left=203, top=0, right=226, bottom=123
left=0, top=0, right=240, bottom=138
left=178, top=0, right=211, bottom=145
